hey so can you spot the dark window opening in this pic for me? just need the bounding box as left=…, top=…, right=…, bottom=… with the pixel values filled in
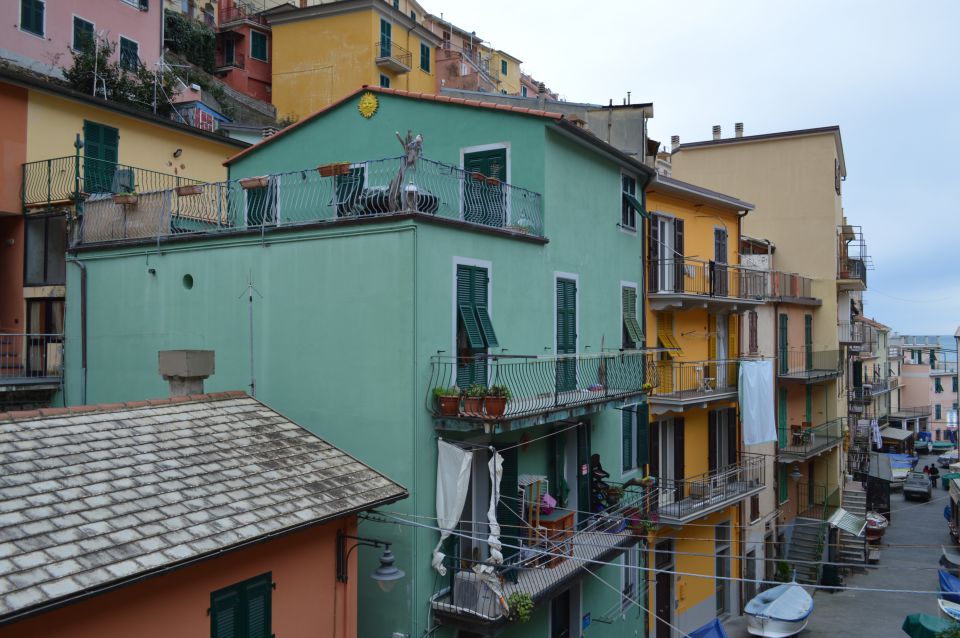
left=24, top=214, right=66, bottom=286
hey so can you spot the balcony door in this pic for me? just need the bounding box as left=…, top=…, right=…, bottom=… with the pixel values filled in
left=463, top=147, right=506, bottom=227
left=83, top=120, right=119, bottom=194
left=655, top=540, right=675, bottom=638
left=650, top=417, right=684, bottom=506
left=714, top=227, right=728, bottom=297
left=649, top=214, right=683, bottom=293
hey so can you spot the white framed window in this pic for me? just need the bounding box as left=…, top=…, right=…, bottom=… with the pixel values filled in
left=19, top=0, right=45, bottom=38
left=119, top=36, right=139, bottom=71
left=72, top=15, right=95, bottom=52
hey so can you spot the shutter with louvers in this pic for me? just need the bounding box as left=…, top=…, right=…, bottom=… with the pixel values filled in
left=749, top=311, right=758, bottom=354
left=245, top=575, right=272, bottom=638
left=673, top=418, right=685, bottom=501
left=648, top=215, right=660, bottom=292
left=636, top=403, right=649, bottom=468
left=463, top=148, right=507, bottom=226
left=380, top=19, right=391, bottom=57
left=673, top=218, right=685, bottom=292
left=805, top=386, right=812, bottom=422
left=727, top=408, right=738, bottom=466
left=707, top=314, right=717, bottom=382
left=708, top=410, right=718, bottom=473
left=622, top=287, right=642, bottom=347
left=622, top=407, right=634, bottom=471
left=83, top=121, right=119, bottom=194
left=778, top=387, right=787, bottom=446
left=211, top=587, right=241, bottom=638
left=550, top=433, right=567, bottom=507
left=496, top=446, right=520, bottom=561
left=556, top=278, right=577, bottom=392
left=804, top=315, right=813, bottom=370
left=456, top=265, right=489, bottom=386
left=649, top=419, right=659, bottom=478
left=778, top=314, right=788, bottom=375
left=778, top=465, right=788, bottom=503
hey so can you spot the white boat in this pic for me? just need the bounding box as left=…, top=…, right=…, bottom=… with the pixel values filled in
left=745, top=582, right=814, bottom=638
left=938, top=598, right=960, bottom=621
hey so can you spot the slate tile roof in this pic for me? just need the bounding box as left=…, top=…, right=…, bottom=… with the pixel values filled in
left=0, top=392, right=407, bottom=622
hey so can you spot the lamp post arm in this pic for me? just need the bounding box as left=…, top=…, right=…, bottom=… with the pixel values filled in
left=336, top=530, right=392, bottom=583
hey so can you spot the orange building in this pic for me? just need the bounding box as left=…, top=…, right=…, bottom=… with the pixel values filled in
left=0, top=388, right=407, bottom=638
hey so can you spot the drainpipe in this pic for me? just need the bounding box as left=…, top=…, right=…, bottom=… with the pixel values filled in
left=67, top=258, right=87, bottom=406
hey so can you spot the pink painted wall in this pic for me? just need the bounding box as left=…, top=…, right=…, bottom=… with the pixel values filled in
left=0, top=1, right=163, bottom=75
left=0, top=518, right=360, bottom=638
left=901, top=362, right=932, bottom=409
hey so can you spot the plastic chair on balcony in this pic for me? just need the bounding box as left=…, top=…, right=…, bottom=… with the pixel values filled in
left=790, top=424, right=804, bottom=446
left=801, top=421, right=813, bottom=445
left=698, top=364, right=714, bottom=394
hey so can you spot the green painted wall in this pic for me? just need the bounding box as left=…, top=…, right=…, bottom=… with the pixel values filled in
left=65, top=94, right=650, bottom=638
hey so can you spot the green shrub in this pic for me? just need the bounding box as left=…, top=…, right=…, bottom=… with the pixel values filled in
left=164, top=10, right=215, bottom=72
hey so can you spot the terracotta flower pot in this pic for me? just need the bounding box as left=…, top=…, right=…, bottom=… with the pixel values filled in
left=176, top=184, right=203, bottom=196
left=113, top=193, right=138, bottom=205
left=437, top=395, right=459, bottom=416
left=317, top=163, right=351, bottom=177
left=485, top=396, right=507, bottom=418
left=239, top=176, right=270, bottom=190
left=462, top=397, right=483, bottom=415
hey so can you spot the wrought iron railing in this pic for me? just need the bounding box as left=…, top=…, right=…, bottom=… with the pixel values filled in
left=427, top=350, right=657, bottom=421
left=651, top=454, right=765, bottom=524
left=219, top=4, right=269, bottom=26
left=648, top=358, right=739, bottom=400
left=779, top=418, right=845, bottom=460
left=430, top=487, right=649, bottom=625
left=215, top=50, right=245, bottom=69
left=22, top=156, right=200, bottom=209
left=76, top=156, right=544, bottom=244
left=647, top=257, right=766, bottom=300
left=777, top=348, right=841, bottom=379
left=375, top=40, right=412, bottom=69
left=890, top=405, right=932, bottom=419
left=838, top=321, right=863, bottom=344
left=850, top=377, right=897, bottom=402
left=839, top=257, right=867, bottom=285
left=0, top=333, right=64, bottom=380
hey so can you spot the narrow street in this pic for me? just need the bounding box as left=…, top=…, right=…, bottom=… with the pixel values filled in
left=726, top=480, right=952, bottom=637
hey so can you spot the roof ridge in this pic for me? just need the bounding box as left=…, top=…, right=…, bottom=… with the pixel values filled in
left=0, top=391, right=249, bottom=423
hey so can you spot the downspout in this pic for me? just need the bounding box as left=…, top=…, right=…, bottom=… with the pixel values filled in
left=67, top=258, right=87, bottom=406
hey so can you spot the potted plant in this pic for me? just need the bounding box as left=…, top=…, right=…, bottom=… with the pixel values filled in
left=176, top=184, right=203, bottom=196
left=485, top=384, right=511, bottom=418
left=484, top=176, right=501, bottom=187
left=433, top=386, right=460, bottom=416
left=317, top=162, right=352, bottom=177
left=239, top=176, right=270, bottom=190
left=470, top=171, right=486, bottom=182
left=506, top=592, right=534, bottom=623
left=462, top=384, right=486, bottom=415
left=112, top=191, right=138, bottom=205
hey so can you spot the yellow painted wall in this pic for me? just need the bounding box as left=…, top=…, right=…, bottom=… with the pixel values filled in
left=490, top=50, right=522, bottom=94
left=26, top=91, right=235, bottom=183
left=271, top=9, right=436, bottom=121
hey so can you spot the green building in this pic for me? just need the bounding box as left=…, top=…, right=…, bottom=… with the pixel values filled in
left=64, top=87, right=659, bottom=637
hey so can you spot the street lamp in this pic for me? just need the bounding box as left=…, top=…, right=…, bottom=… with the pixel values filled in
left=336, top=531, right=406, bottom=593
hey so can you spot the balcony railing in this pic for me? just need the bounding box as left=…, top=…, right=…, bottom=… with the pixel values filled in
left=647, top=257, right=765, bottom=308
left=838, top=224, right=869, bottom=288
left=0, top=333, right=64, bottom=382
left=75, top=156, right=544, bottom=245
left=740, top=269, right=816, bottom=301
left=219, top=4, right=269, bottom=26
left=838, top=320, right=863, bottom=345
left=428, top=351, right=657, bottom=429
left=890, top=405, right=932, bottom=420
left=779, top=418, right=845, bottom=461
left=777, top=349, right=841, bottom=382
left=648, top=359, right=739, bottom=406
left=430, top=487, right=648, bottom=628
left=22, top=156, right=201, bottom=210
left=652, top=454, right=765, bottom=525
left=215, top=50, right=245, bottom=70
left=375, top=40, right=412, bottom=72
left=850, top=377, right=897, bottom=402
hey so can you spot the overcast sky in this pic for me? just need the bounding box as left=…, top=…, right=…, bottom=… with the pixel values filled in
left=437, top=0, right=960, bottom=337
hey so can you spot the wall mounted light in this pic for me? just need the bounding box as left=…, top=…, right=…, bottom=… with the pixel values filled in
left=336, top=530, right=405, bottom=592
left=789, top=464, right=802, bottom=482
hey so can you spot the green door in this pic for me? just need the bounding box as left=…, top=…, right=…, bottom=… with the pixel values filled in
left=778, top=313, right=789, bottom=375
left=83, top=120, right=119, bottom=193
left=379, top=19, right=391, bottom=57
left=804, top=315, right=813, bottom=370
left=778, top=387, right=788, bottom=446
left=463, top=148, right=506, bottom=227
left=556, top=277, right=577, bottom=393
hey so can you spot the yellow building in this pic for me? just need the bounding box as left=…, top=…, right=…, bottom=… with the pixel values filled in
left=642, top=174, right=763, bottom=634
left=489, top=49, right=522, bottom=94
left=267, top=0, right=441, bottom=121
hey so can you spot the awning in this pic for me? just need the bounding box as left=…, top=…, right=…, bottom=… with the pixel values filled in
left=828, top=507, right=867, bottom=537
left=880, top=426, right=915, bottom=442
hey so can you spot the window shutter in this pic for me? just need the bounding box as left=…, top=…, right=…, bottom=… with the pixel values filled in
left=556, top=278, right=576, bottom=354
left=778, top=387, right=787, bottom=446
left=622, top=407, right=634, bottom=471
left=748, top=311, right=758, bottom=354
left=576, top=423, right=591, bottom=526
left=244, top=575, right=272, bottom=638
left=778, top=465, right=788, bottom=503
left=636, top=402, right=649, bottom=468
left=936, top=404, right=942, bottom=420
left=936, top=378, right=943, bottom=393
left=728, top=314, right=739, bottom=384
left=805, top=386, right=812, bottom=422
left=496, top=446, right=520, bottom=560
left=139, top=0, right=149, bottom=10
left=673, top=219, right=685, bottom=292
left=474, top=305, right=498, bottom=348
left=458, top=304, right=484, bottom=349
left=622, top=287, right=642, bottom=346
left=211, top=587, right=241, bottom=638
left=708, top=410, right=717, bottom=473
left=727, top=408, right=738, bottom=464
left=550, top=433, right=567, bottom=507
left=470, top=267, right=497, bottom=348
left=648, top=215, right=659, bottom=292
left=648, top=420, right=659, bottom=478
left=778, top=314, right=788, bottom=375
left=674, top=417, right=685, bottom=482
left=804, top=315, right=813, bottom=370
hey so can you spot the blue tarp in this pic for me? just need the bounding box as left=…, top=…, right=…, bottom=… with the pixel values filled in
left=890, top=453, right=917, bottom=469
left=689, top=618, right=728, bottom=638
left=940, top=569, right=960, bottom=604
left=919, top=432, right=933, bottom=442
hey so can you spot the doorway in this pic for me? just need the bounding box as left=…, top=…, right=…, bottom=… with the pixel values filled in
left=655, top=540, right=675, bottom=638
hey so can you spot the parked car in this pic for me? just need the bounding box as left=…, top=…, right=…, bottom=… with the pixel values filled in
left=904, top=472, right=932, bottom=501
left=939, top=450, right=960, bottom=468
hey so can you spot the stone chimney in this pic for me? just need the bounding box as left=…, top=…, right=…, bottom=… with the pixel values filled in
left=735, top=122, right=744, bottom=138
left=536, top=82, right=546, bottom=110
left=158, top=350, right=215, bottom=397
left=671, top=135, right=680, bottom=150
left=712, top=125, right=721, bottom=140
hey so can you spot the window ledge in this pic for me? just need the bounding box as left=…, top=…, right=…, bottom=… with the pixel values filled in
left=618, top=223, right=638, bottom=235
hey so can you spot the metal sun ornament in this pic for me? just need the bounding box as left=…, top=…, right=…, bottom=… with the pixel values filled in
left=358, top=92, right=379, bottom=119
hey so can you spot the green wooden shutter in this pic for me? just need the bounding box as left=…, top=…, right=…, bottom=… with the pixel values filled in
left=244, top=575, right=272, bottom=638
left=931, top=350, right=937, bottom=366
left=470, top=267, right=498, bottom=347
left=83, top=121, right=119, bottom=193
left=936, top=378, right=944, bottom=393
left=778, top=314, right=789, bottom=375
left=420, top=42, right=430, bottom=72
left=120, top=37, right=139, bottom=71
left=463, top=148, right=507, bottom=226
left=576, top=423, right=591, bottom=527
left=636, top=402, right=649, bottom=468
left=550, top=433, right=568, bottom=507
left=778, top=465, right=788, bottom=504
left=937, top=404, right=942, bottom=420
left=556, top=278, right=577, bottom=392
left=778, top=387, right=787, bottom=446
left=21, top=0, right=44, bottom=36
left=501, top=59, right=507, bottom=75
left=953, top=377, right=957, bottom=393
left=211, top=587, right=241, bottom=638
left=805, top=386, right=812, bottom=423
left=251, top=31, right=268, bottom=61
left=622, top=287, right=642, bottom=346
left=456, top=265, right=489, bottom=385
left=804, top=315, right=813, bottom=370
left=496, top=446, right=520, bottom=561
left=622, top=407, right=634, bottom=471
left=380, top=19, right=391, bottom=57
left=73, top=17, right=93, bottom=52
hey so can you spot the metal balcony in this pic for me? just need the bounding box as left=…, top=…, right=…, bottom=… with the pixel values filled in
left=71, top=156, right=544, bottom=245
left=647, top=359, right=739, bottom=415
left=647, top=257, right=766, bottom=311
left=849, top=377, right=897, bottom=403
left=429, top=488, right=649, bottom=632
left=838, top=224, right=869, bottom=291
left=0, top=333, right=63, bottom=408
left=215, top=51, right=245, bottom=71
left=776, top=349, right=841, bottom=383
left=778, top=418, right=845, bottom=462
left=428, top=351, right=657, bottom=433
left=838, top=320, right=863, bottom=345
left=652, top=454, right=765, bottom=525
left=375, top=40, right=412, bottom=73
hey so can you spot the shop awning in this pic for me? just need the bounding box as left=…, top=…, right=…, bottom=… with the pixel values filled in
left=880, top=426, right=915, bottom=441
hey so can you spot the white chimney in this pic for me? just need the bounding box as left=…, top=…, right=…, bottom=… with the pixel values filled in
left=712, top=125, right=721, bottom=140
left=671, top=135, right=680, bottom=150
left=735, top=122, right=744, bottom=138
left=159, top=350, right=215, bottom=397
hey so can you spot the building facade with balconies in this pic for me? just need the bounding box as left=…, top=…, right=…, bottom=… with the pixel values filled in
left=642, top=175, right=765, bottom=633
left=61, top=87, right=667, bottom=638
left=213, top=0, right=276, bottom=103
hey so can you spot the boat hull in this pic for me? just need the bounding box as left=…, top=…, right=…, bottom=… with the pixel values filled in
left=746, top=614, right=809, bottom=638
